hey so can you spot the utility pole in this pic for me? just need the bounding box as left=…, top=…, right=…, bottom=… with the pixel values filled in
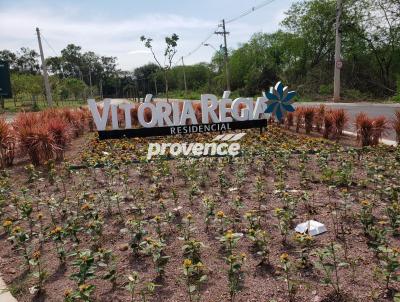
left=89, top=66, right=93, bottom=97
left=333, top=0, right=343, bottom=102
left=36, top=27, right=53, bottom=107
left=181, top=57, right=188, bottom=96
left=215, top=19, right=231, bottom=91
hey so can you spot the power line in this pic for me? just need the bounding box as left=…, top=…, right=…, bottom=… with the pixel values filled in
left=174, top=27, right=219, bottom=65
left=40, top=31, right=68, bottom=79
left=175, top=0, right=277, bottom=64
left=225, top=0, right=277, bottom=24
left=41, top=33, right=59, bottom=57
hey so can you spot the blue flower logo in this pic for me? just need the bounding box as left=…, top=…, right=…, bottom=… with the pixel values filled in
left=264, top=82, right=296, bottom=121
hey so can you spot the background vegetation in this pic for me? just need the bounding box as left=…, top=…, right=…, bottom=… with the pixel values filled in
left=0, top=0, right=399, bottom=108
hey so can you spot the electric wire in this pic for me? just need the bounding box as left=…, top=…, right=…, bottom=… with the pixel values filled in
left=175, top=0, right=277, bottom=65
left=225, top=0, right=277, bottom=24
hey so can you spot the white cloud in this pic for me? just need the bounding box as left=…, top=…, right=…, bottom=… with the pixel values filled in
left=0, top=4, right=286, bottom=70
left=128, top=50, right=151, bottom=55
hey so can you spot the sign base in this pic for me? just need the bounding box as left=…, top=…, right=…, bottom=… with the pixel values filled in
left=98, top=119, right=267, bottom=140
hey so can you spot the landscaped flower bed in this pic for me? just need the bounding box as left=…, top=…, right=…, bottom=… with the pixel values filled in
left=0, top=120, right=399, bottom=301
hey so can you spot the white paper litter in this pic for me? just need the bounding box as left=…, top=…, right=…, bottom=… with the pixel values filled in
left=295, top=220, right=327, bottom=236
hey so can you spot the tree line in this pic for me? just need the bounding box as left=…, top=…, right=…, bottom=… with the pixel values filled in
left=147, top=0, right=400, bottom=100
left=0, top=0, right=399, bottom=105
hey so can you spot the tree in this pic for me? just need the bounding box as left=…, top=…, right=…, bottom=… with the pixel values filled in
left=61, top=44, right=84, bottom=79
left=283, top=0, right=336, bottom=65
left=11, top=74, right=43, bottom=107
left=348, top=0, right=400, bottom=92
left=10, top=73, right=26, bottom=105
left=62, top=78, right=87, bottom=100
left=15, top=47, right=40, bottom=74
left=46, top=56, right=65, bottom=77
left=0, top=50, right=17, bottom=69
left=140, top=33, right=179, bottom=100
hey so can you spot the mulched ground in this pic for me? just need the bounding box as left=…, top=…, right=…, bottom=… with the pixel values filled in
left=0, top=127, right=399, bottom=302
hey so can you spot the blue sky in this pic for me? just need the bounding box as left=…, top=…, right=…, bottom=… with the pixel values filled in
left=0, top=0, right=296, bottom=70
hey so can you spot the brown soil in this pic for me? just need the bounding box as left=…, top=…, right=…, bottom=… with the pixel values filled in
left=0, top=128, right=399, bottom=302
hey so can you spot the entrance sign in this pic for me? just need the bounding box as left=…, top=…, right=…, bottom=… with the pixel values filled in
left=97, top=119, right=266, bottom=140
left=0, top=61, right=12, bottom=98
left=88, top=82, right=296, bottom=140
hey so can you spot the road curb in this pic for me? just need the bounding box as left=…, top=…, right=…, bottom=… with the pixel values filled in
left=343, top=130, right=398, bottom=146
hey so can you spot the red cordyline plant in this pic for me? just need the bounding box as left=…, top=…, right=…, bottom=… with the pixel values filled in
left=78, top=107, right=94, bottom=132
left=18, top=126, right=56, bottom=165
left=0, top=118, right=16, bottom=167
left=303, top=107, right=315, bottom=134
left=39, top=108, right=60, bottom=121
left=355, top=113, right=374, bottom=147
left=323, top=113, right=334, bottom=139
left=294, top=107, right=304, bottom=133
left=355, top=112, right=367, bottom=141
left=143, top=107, right=153, bottom=124
left=46, top=117, right=71, bottom=161
left=13, top=112, right=39, bottom=131
left=130, top=104, right=139, bottom=127
left=87, top=105, right=104, bottom=131
left=315, top=105, right=325, bottom=133
left=392, top=111, right=400, bottom=144
left=330, top=109, right=349, bottom=139
left=14, top=112, right=56, bottom=165
left=117, top=107, right=125, bottom=128
left=286, top=112, right=294, bottom=129
left=62, top=109, right=85, bottom=137
left=193, top=103, right=202, bottom=125
left=372, top=116, right=388, bottom=146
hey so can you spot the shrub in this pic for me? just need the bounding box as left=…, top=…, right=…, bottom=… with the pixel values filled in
left=355, top=113, right=374, bottom=147
left=12, top=109, right=89, bottom=165
left=355, top=112, right=367, bottom=141
left=13, top=112, right=39, bottom=132
left=323, top=113, right=334, bottom=139
left=117, top=107, right=125, bottom=128
left=80, top=107, right=95, bottom=131
left=130, top=105, right=139, bottom=127
left=14, top=112, right=56, bottom=165
left=319, top=84, right=332, bottom=95
left=286, top=112, right=294, bottom=129
left=303, top=107, right=315, bottom=134
left=372, top=116, right=388, bottom=146
left=294, top=107, right=304, bottom=133
left=18, top=127, right=56, bottom=165
left=331, top=109, right=349, bottom=138
left=143, top=107, right=153, bottom=124
left=314, top=105, right=325, bottom=133
left=193, top=103, right=202, bottom=125
left=344, top=89, right=366, bottom=100
left=0, top=118, right=16, bottom=167
left=392, top=111, right=400, bottom=143
left=62, top=109, right=85, bottom=137
left=47, top=118, right=71, bottom=161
